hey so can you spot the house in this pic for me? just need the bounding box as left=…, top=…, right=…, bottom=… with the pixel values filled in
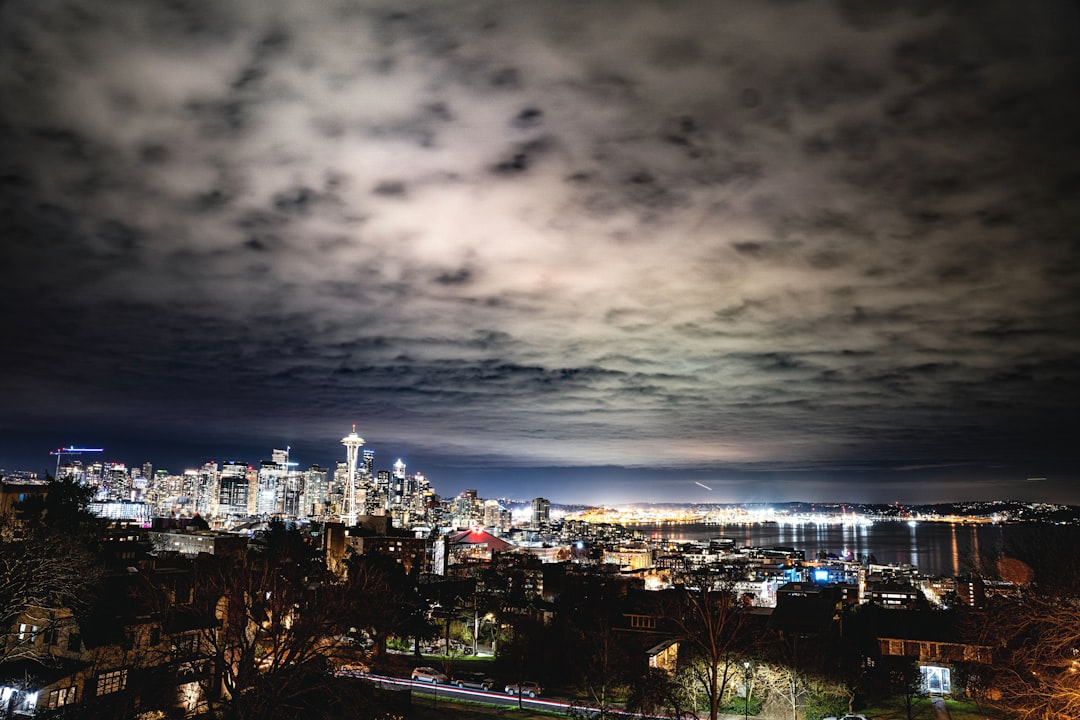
left=863, top=606, right=992, bottom=696
left=0, top=563, right=217, bottom=717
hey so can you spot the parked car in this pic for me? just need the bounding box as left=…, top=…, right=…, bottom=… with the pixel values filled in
left=451, top=671, right=495, bottom=690
left=411, top=666, right=448, bottom=684
left=336, top=660, right=369, bottom=676
left=824, top=715, right=869, bottom=720
left=505, top=680, right=542, bottom=697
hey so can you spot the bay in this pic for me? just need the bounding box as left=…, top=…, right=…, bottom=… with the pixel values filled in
left=625, top=521, right=1024, bottom=577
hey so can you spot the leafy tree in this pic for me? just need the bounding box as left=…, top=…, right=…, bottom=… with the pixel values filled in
left=13, top=476, right=105, bottom=540
left=886, top=658, right=924, bottom=720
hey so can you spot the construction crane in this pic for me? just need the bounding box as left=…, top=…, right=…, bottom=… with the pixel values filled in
left=49, top=446, right=104, bottom=479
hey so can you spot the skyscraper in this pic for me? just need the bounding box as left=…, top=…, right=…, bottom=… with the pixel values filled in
left=392, top=458, right=406, bottom=506
left=362, top=449, right=375, bottom=481
left=218, top=462, right=250, bottom=517
left=531, top=497, right=550, bottom=526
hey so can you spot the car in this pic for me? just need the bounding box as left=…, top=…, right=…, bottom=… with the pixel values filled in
left=411, top=666, right=448, bottom=684
left=451, top=671, right=495, bottom=690
left=823, top=715, right=869, bottom=720
left=504, top=680, right=542, bottom=697
left=336, top=661, right=369, bottom=676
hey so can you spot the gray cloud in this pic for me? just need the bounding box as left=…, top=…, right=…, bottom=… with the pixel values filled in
left=1, top=0, right=1078, bottom=502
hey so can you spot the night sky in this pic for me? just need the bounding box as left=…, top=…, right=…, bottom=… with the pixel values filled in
left=2, top=1, right=1079, bottom=505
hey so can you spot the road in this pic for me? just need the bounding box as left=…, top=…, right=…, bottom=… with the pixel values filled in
left=338, top=671, right=681, bottom=718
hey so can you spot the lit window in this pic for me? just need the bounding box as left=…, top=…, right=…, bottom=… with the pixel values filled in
left=627, top=614, right=656, bottom=630
left=47, top=687, right=76, bottom=708
left=96, top=669, right=128, bottom=696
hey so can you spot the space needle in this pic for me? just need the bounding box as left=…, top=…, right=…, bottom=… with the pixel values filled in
left=340, top=425, right=365, bottom=526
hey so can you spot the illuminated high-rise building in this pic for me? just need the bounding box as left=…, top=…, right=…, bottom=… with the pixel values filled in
left=362, top=449, right=375, bottom=481
left=392, top=458, right=406, bottom=505
left=104, top=463, right=129, bottom=501
left=531, top=497, right=550, bottom=526
left=330, top=461, right=347, bottom=513
left=304, top=464, right=329, bottom=516
left=196, top=461, right=219, bottom=516
left=218, top=461, right=251, bottom=517
left=484, top=499, right=502, bottom=529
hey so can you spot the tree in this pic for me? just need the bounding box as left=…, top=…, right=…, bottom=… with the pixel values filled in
left=12, top=476, right=105, bottom=541
left=1, top=478, right=103, bottom=666
left=626, top=667, right=695, bottom=719
left=965, top=525, right=1080, bottom=719
left=192, top=524, right=351, bottom=720
left=573, top=605, right=636, bottom=714
left=664, top=575, right=751, bottom=720
left=755, top=660, right=805, bottom=720
left=887, top=658, right=924, bottom=720
left=973, top=592, right=1080, bottom=720
left=499, top=613, right=547, bottom=709
left=341, top=551, right=433, bottom=660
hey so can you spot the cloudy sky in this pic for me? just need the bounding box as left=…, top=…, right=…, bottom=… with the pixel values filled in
left=2, top=0, right=1078, bottom=504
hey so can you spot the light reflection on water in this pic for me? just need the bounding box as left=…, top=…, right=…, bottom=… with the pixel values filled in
left=627, top=521, right=1021, bottom=577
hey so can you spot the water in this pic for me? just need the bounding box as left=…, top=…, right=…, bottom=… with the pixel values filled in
left=626, top=521, right=1021, bottom=577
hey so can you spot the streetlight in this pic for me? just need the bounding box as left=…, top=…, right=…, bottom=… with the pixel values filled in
left=743, top=660, right=752, bottom=720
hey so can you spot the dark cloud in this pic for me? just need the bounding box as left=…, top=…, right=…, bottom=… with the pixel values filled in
left=1, top=0, right=1078, bottom=503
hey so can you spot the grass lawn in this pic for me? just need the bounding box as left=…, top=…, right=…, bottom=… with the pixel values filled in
left=941, top=698, right=1007, bottom=720
left=858, top=696, right=1006, bottom=719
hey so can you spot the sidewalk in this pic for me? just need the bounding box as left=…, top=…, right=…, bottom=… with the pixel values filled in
left=931, top=695, right=951, bottom=720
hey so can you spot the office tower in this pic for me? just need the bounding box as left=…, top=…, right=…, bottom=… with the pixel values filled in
left=85, top=462, right=103, bottom=494
left=392, top=458, right=406, bottom=506
left=257, top=457, right=287, bottom=515
left=362, top=449, right=375, bottom=482
left=531, top=497, right=550, bottom=526
left=105, top=463, right=129, bottom=501
left=281, top=471, right=303, bottom=517
left=304, top=464, right=329, bottom=516
left=196, top=461, right=219, bottom=516
left=374, top=470, right=391, bottom=508
left=330, top=461, right=347, bottom=514
left=217, top=461, right=250, bottom=517
left=484, top=499, right=502, bottom=529
left=182, top=470, right=200, bottom=509
left=218, top=462, right=250, bottom=517
left=452, top=490, right=483, bottom=527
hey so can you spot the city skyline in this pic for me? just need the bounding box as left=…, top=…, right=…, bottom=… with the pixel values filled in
left=2, top=1, right=1079, bottom=504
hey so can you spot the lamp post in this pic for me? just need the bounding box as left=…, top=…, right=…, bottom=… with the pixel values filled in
left=743, top=661, right=751, bottom=720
